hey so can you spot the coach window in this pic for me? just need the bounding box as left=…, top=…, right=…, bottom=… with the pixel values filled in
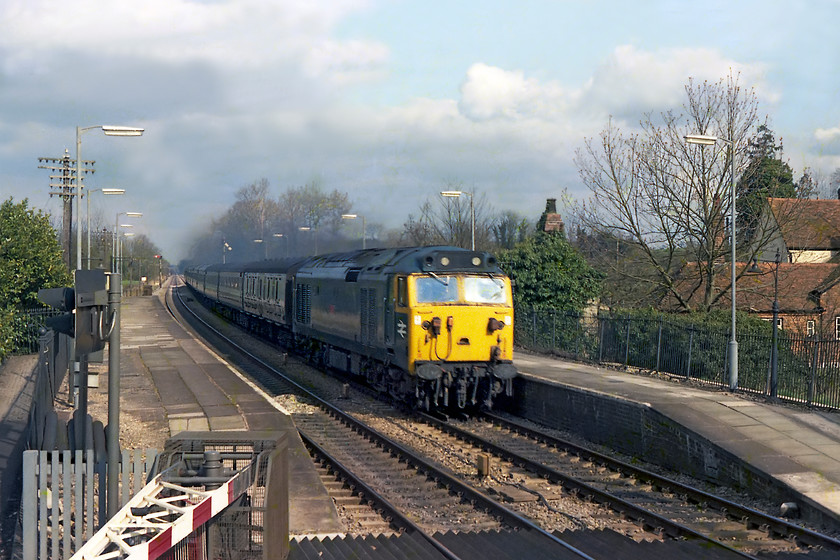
left=397, top=277, right=407, bottom=307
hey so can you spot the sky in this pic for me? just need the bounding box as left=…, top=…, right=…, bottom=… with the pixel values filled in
left=2, top=0, right=839, bottom=263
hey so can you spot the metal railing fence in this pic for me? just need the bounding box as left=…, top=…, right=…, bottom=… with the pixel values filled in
left=5, top=307, right=62, bottom=356
left=515, top=309, right=840, bottom=410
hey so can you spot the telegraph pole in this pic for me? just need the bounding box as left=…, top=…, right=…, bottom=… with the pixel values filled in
left=39, top=149, right=95, bottom=272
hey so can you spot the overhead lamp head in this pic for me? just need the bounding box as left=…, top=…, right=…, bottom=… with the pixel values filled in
left=101, top=188, right=125, bottom=195
left=101, top=125, right=145, bottom=137
left=440, top=190, right=463, bottom=197
left=684, top=134, right=718, bottom=146
left=125, top=212, right=143, bottom=217
left=341, top=214, right=357, bottom=219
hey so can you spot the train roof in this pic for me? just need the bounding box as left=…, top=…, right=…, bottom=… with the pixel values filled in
left=297, top=246, right=504, bottom=277
left=190, top=246, right=505, bottom=278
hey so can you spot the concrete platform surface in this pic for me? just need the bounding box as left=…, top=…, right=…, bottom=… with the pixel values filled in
left=513, top=352, right=840, bottom=522
left=114, top=284, right=343, bottom=536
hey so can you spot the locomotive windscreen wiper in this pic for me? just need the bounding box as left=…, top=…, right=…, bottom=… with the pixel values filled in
left=428, top=272, right=450, bottom=285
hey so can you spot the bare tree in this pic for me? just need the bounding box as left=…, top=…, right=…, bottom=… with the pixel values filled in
left=575, top=73, right=786, bottom=312
left=399, top=184, right=495, bottom=249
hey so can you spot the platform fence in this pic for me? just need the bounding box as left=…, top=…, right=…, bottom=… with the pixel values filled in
left=515, top=309, right=840, bottom=411
left=20, top=448, right=158, bottom=560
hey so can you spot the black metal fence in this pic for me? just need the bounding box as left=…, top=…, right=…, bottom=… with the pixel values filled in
left=515, top=309, right=840, bottom=411
left=5, top=307, right=61, bottom=356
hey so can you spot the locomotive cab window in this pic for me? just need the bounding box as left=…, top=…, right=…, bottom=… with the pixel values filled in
left=464, top=277, right=507, bottom=304
left=397, top=277, right=407, bottom=307
left=415, top=276, right=458, bottom=304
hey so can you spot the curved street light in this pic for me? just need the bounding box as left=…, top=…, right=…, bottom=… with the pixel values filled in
left=341, top=214, right=367, bottom=249
left=273, top=233, right=288, bottom=258
left=299, top=226, right=318, bottom=255
left=113, top=211, right=142, bottom=273
left=75, top=125, right=144, bottom=270
left=685, top=133, right=738, bottom=391
left=86, top=188, right=124, bottom=269
left=440, top=190, right=474, bottom=250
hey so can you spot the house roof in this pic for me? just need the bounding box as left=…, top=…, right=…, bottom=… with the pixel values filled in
left=768, top=197, right=840, bottom=250
left=739, top=262, right=837, bottom=313
left=664, top=261, right=840, bottom=314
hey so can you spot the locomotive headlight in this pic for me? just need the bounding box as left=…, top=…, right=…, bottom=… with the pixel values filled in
left=472, top=257, right=481, bottom=266
left=414, top=315, right=422, bottom=325
left=440, top=257, right=450, bottom=266
left=504, top=316, right=512, bottom=325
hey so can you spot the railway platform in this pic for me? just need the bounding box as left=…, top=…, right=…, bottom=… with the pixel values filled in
left=96, top=282, right=344, bottom=537
left=513, top=353, right=840, bottom=528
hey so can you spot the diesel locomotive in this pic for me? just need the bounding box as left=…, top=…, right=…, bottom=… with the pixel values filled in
left=184, top=246, right=516, bottom=410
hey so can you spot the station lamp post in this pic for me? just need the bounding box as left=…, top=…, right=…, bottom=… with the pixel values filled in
left=253, top=238, right=267, bottom=259
left=76, top=125, right=144, bottom=271
left=86, top=188, right=124, bottom=269
left=114, top=211, right=142, bottom=273
left=299, top=226, right=318, bottom=255
left=341, top=214, right=367, bottom=249
left=222, top=240, right=232, bottom=263
left=685, top=133, right=738, bottom=391
left=273, top=233, right=287, bottom=258
left=118, top=231, right=135, bottom=291
left=440, top=190, right=474, bottom=250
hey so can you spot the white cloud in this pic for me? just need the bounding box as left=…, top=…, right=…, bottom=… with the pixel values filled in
left=0, top=0, right=385, bottom=80
left=0, top=7, right=805, bottom=264
left=815, top=126, right=840, bottom=142
left=580, top=45, right=776, bottom=120
left=458, top=63, right=568, bottom=122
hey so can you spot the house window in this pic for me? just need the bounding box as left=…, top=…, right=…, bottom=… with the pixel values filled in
left=835, top=317, right=840, bottom=340
left=807, top=320, right=815, bottom=337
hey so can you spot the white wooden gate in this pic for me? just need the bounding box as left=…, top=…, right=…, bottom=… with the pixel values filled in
left=20, top=448, right=157, bottom=560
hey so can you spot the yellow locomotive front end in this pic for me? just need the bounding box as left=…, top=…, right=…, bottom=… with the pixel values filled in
left=394, top=272, right=516, bottom=409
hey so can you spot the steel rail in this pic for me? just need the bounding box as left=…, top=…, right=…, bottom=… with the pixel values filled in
left=421, top=412, right=759, bottom=559
left=482, top=411, right=840, bottom=552
left=300, top=432, right=466, bottom=560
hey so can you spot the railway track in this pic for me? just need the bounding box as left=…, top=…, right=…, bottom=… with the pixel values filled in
left=166, top=279, right=840, bottom=558
left=166, top=278, right=596, bottom=559
left=413, top=412, right=840, bottom=556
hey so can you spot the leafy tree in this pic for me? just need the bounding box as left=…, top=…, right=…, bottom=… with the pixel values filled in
left=574, top=72, right=787, bottom=312
left=0, top=198, right=71, bottom=360
left=498, top=232, right=603, bottom=312
left=737, top=124, right=796, bottom=240
left=492, top=211, right=531, bottom=250
left=796, top=167, right=819, bottom=199
left=0, top=198, right=71, bottom=309
left=122, top=233, right=166, bottom=287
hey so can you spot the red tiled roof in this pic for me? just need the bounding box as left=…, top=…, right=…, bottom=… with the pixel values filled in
left=665, top=262, right=840, bottom=313
left=768, top=197, right=840, bottom=250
